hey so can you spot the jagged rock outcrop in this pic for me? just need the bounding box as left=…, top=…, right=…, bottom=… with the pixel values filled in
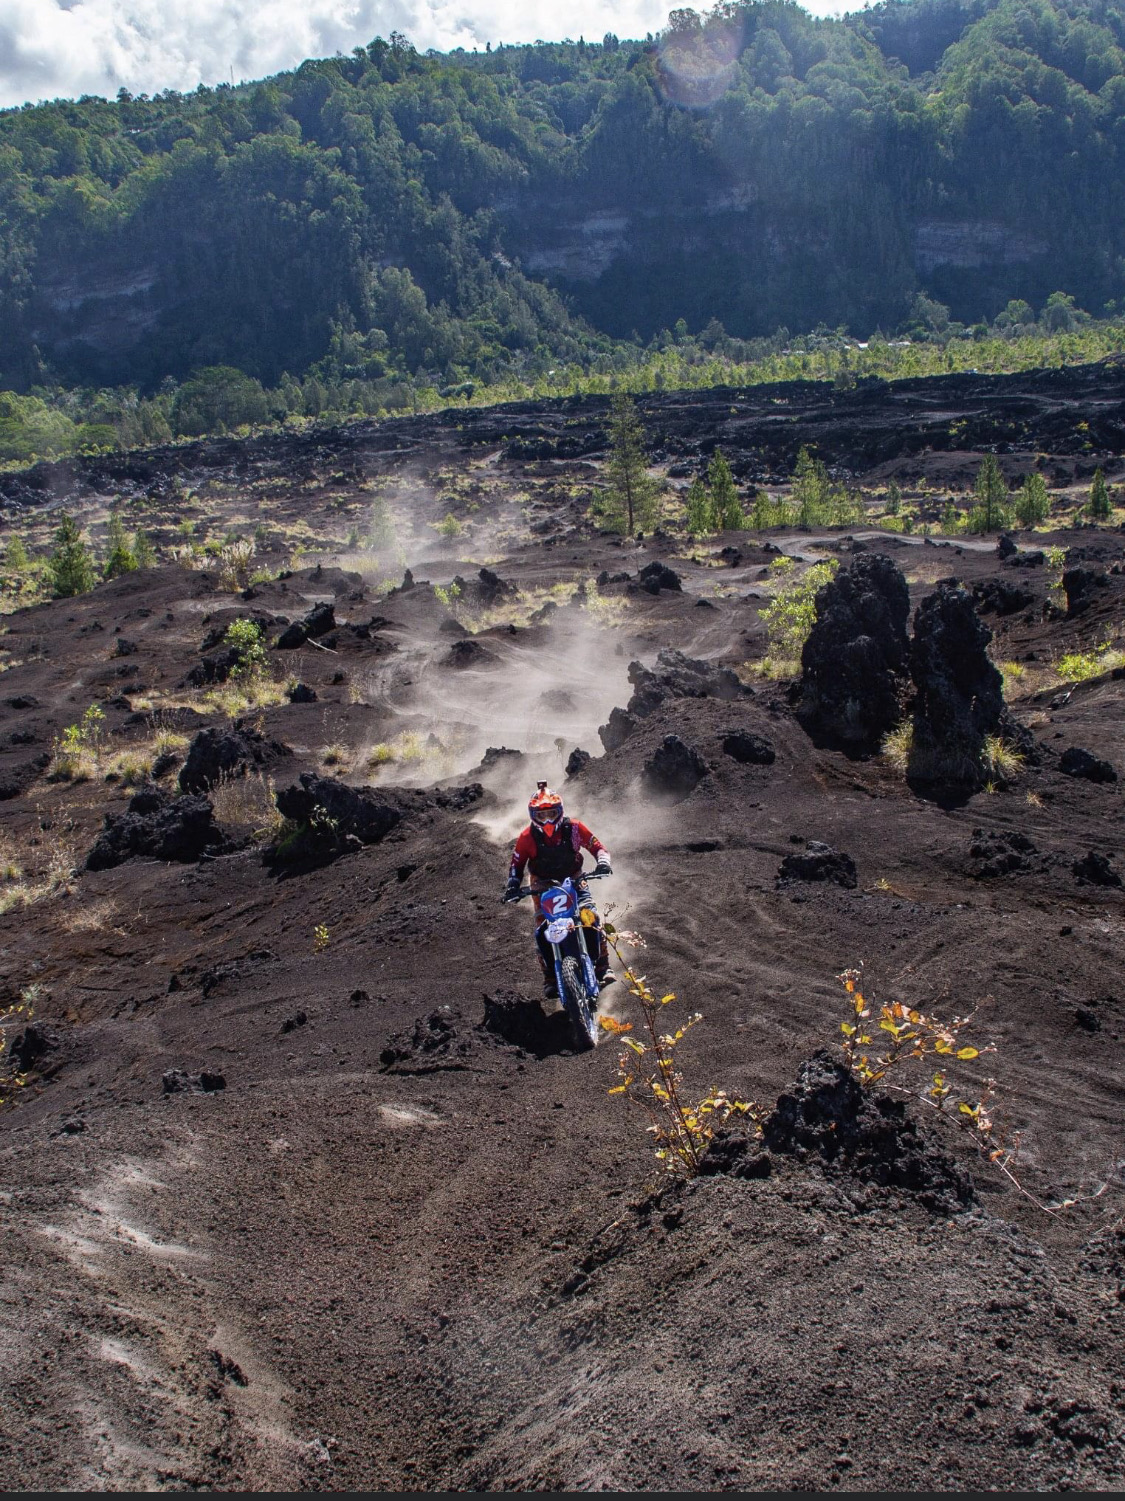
left=761, top=1050, right=972, bottom=1212
left=270, top=774, right=483, bottom=863
left=179, top=725, right=291, bottom=793
left=444, top=639, right=498, bottom=669
left=625, top=649, right=742, bottom=718
left=798, top=554, right=910, bottom=749
left=909, top=584, right=1005, bottom=787
left=1072, top=851, right=1122, bottom=887
left=565, top=747, right=592, bottom=777
left=722, top=730, right=775, bottom=766
left=972, top=578, right=1034, bottom=616
left=1062, top=566, right=1109, bottom=618
left=86, top=786, right=225, bottom=870
left=1060, top=747, right=1117, bottom=784
left=967, top=827, right=1043, bottom=878
left=642, top=735, right=709, bottom=799
left=598, top=707, right=639, bottom=753
left=597, top=649, right=744, bottom=753
left=635, top=560, right=682, bottom=594
left=276, top=600, right=336, bottom=649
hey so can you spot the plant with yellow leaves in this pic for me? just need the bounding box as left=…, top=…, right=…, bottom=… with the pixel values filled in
left=837, top=966, right=988, bottom=1086
left=835, top=967, right=1074, bottom=1207
left=600, top=923, right=758, bottom=1175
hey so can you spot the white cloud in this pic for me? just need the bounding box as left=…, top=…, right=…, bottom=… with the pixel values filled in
left=0, top=0, right=851, bottom=111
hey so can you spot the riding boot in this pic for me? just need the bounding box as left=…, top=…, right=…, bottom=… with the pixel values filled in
left=537, top=949, right=558, bottom=1001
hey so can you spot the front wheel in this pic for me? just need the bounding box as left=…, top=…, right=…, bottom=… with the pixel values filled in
left=558, top=955, right=598, bottom=1052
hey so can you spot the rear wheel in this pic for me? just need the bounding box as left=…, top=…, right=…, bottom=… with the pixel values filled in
left=558, top=956, right=598, bottom=1051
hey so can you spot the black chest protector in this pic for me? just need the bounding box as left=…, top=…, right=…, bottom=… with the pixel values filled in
left=528, top=819, right=581, bottom=880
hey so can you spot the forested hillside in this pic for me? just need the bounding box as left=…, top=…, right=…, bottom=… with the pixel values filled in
left=3, top=0, right=1125, bottom=404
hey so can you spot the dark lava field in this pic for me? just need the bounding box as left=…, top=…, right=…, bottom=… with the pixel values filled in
left=0, top=366, right=1123, bottom=1492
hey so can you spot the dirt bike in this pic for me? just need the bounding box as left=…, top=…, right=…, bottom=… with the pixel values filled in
left=504, top=871, right=609, bottom=1051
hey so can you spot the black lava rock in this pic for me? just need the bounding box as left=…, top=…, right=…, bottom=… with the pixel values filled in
left=625, top=649, right=743, bottom=719
left=910, top=584, right=1005, bottom=786
left=565, top=747, right=592, bottom=777
left=1060, top=747, right=1117, bottom=784
left=180, top=646, right=241, bottom=688
left=1073, top=851, right=1122, bottom=887
left=598, top=706, right=639, bottom=753
left=380, top=1006, right=473, bottom=1072
left=476, top=567, right=518, bottom=601
left=798, top=554, right=911, bottom=748
left=478, top=746, right=523, bottom=771
left=1062, top=566, right=1109, bottom=617
left=762, top=1050, right=972, bottom=1211
left=643, top=735, right=709, bottom=799
left=86, top=786, right=225, bottom=870
left=777, top=840, right=857, bottom=888
left=996, top=533, right=1018, bottom=560
left=722, top=730, right=776, bottom=765
left=179, top=725, right=290, bottom=793
left=288, top=682, right=318, bottom=704
left=275, top=773, right=405, bottom=848
left=275, top=600, right=337, bottom=649
left=444, top=638, right=498, bottom=668
left=972, top=578, right=1035, bottom=616
left=968, top=827, right=1041, bottom=878
left=636, top=560, right=683, bottom=594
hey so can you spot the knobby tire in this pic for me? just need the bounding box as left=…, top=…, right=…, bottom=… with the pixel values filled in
left=559, top=956, right=598, bottom=1052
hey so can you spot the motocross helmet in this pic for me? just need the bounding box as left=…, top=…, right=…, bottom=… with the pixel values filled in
left=528, top=782, right=564, bottom=838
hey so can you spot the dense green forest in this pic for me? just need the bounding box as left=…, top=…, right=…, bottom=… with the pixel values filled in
left=3, top=0, right=1125, bottom=455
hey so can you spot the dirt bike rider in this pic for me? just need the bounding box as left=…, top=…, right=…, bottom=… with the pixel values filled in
left=503, top=782, right=614, bottom=1000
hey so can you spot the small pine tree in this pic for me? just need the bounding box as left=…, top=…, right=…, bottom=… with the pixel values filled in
left=602, top=394, right=658, bottom=536
left=50, top=514, right=96, bottom=598
left=4, top=535, right=29, bottom=571
left=685, top=478, right=715, bottom=537
left=751, top=489, right=772, bottom=529
left=133, top=529, right=156, bottom=568
left=1014, top=473, right=1050, bottom=528
left=708, top=449, right=744, bottom=529
left=1088, top=467, right=1111, bottom=520
left=885, top=481, right=901, bottom=516
left=794, top=446, right=829, bottom=525
left=969, top=454, right=1008, bottom=533
left=103, top=508, right=137, bottom=579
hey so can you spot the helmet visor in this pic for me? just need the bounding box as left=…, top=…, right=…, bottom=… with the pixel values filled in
left=530, top=803, right=562, bottom=826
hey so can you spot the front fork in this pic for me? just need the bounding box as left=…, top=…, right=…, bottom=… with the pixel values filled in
left=551, top=924, right=600, bottom=1000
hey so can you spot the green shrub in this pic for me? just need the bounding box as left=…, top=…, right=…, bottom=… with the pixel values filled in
left=225, top=618, right=268, bottom=678
left=49, top=515, right=96, bottom=598
left=758, top=557, right=838, bottom=674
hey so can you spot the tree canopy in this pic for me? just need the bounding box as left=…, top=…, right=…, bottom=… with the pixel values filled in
left=3, top=0, right=1125, bottom=401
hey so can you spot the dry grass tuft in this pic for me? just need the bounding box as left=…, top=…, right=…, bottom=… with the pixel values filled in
left=209, top=772, right=283, bottom=841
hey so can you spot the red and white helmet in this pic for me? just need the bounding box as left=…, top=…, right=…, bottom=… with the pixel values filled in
left=528, top=782, right=564, bottom=837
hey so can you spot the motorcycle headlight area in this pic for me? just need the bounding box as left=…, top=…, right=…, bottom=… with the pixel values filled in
left=545, top=919, right=574, bottom=944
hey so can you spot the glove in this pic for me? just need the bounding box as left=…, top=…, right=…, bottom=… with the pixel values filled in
left=502, top=877, right=521, bottom=904
left=595, top=854, right=613, bottom=875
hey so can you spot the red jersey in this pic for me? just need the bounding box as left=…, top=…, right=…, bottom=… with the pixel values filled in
left=509, top=819, right=608, bottom=883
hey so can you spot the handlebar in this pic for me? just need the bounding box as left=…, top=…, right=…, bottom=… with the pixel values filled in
left=502, top=870, right=611, bottom=903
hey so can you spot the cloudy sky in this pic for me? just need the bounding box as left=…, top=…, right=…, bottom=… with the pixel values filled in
left=0, top=0, right=850, bottom=110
